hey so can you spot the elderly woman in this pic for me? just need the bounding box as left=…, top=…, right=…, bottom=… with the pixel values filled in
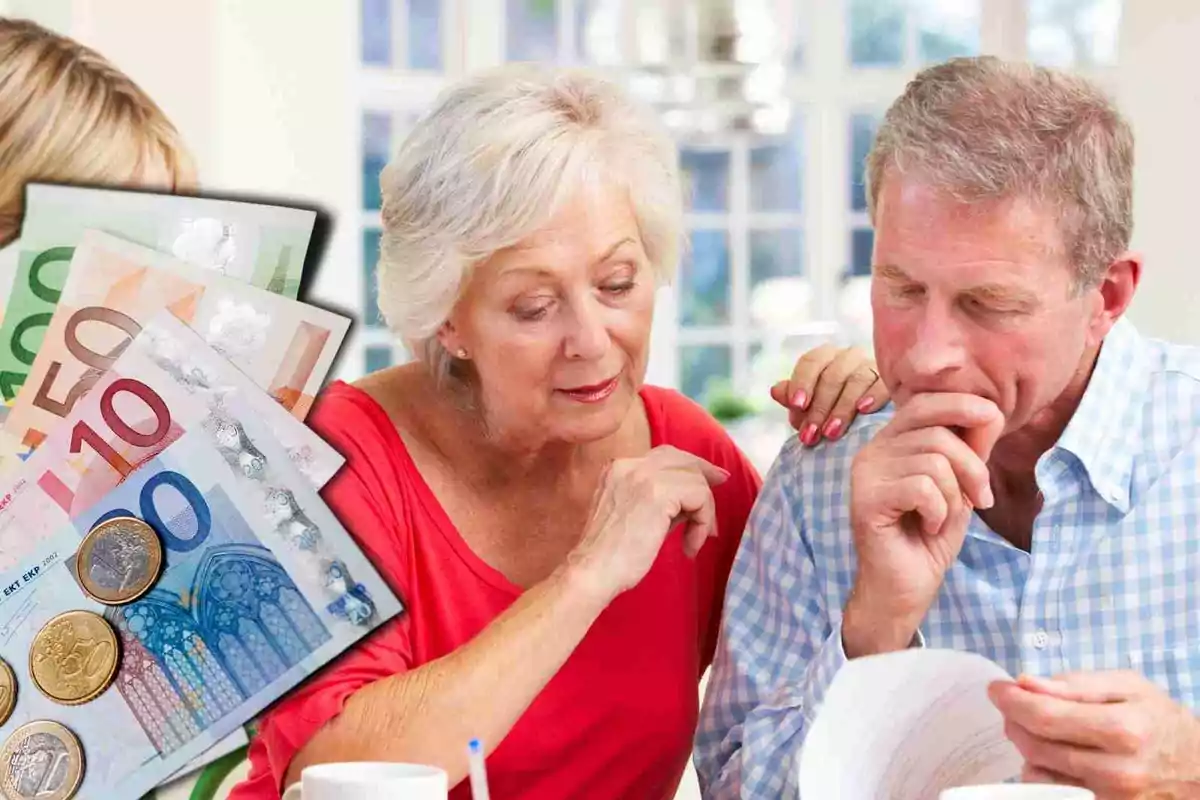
left=232, top=65, right=887, bottom=800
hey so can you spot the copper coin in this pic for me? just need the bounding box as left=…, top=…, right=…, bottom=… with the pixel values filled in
left=28, top=610, right=118, bottom=706
left=0, top=720, right=84, bottom=800
left=76, top=517, right=162, bottom=605
left=0, top=659, right=14, bottom=728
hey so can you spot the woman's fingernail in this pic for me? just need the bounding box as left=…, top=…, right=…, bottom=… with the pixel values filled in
left=801, top=423, right=819, bottom=445
left=824, top=418, right=843, bottom=439
left=856, top=396, right=874, bottom=412
left=792, top=390, right=808, bottom=409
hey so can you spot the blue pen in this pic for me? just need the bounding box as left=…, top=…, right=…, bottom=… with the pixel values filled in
left=468, top=738, right=491, bottom=800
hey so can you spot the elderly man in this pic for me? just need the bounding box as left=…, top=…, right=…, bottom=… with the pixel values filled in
left=695, top=55, right=1200, bottom=799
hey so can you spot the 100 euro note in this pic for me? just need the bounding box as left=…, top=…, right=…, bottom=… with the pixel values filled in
left=0, top=229, right=349, bottom=473
left=0, top=241, right=17, bottom=326
left=0, top=183, right=316, bottom=412
left=0, top=376, right=400, bottom=799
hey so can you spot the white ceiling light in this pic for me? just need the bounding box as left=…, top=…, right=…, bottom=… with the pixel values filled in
left=583, top=0, right=798, bottom=142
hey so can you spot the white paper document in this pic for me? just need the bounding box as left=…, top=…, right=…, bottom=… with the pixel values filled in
left=798, top=648, right=1024, bottom=799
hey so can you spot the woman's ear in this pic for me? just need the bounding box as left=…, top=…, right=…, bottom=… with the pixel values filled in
left=436, top=320, right=468, bottom=360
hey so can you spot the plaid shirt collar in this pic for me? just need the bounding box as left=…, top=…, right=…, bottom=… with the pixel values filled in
left=1049, top=315, right=1147, bottom=514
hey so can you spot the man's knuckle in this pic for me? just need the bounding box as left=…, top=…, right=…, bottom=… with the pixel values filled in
left=1002, top=721, right=1027, bottom=751
left=915, top=474, right=940, bottom=501
left=916, top=452, right=950, bottom=478
left=1109, top=766, right=1150, bottom=795
left=1024, top=706, right=1056, bottom=735
left=1114, top=717, right=1149, bottom=754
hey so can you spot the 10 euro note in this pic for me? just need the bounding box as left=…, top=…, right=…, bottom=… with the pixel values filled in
left=0, top=183, right=316, bottom=411
left=0, top=382, right=401, bottom=799
left=1, top=229, right=349, bottom=472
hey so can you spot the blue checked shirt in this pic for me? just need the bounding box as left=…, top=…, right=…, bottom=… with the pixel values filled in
left=694, top=317, right=1200, bottom=798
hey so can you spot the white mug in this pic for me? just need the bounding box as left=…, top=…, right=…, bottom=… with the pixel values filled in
left=940, top=785, right=1095, bottom=800
left=281, top=762, right=448, bottom=800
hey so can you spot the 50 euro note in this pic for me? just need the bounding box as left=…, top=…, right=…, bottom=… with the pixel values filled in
left=0, top=229, right=349, bottom=473
left=0, top=361, right=401, bottom=800
left=0, top=183, right=316, bottom=410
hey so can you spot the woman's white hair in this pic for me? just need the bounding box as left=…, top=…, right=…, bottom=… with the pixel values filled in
left=376, top=63, right=683, bottom=380
left=867, top=56, right=1133, bottom=288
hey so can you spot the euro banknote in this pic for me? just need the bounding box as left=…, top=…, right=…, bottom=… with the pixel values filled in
left=0, top=348, right=398, bottom=799
left=1, top=230, right=348, bottom=472
left=0, top=184, right=315, bottom=409
left=0, top=310, right=344, bottom=581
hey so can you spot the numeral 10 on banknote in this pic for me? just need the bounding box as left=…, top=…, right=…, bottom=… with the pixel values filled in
left=37, top=374, right=180, bottom=514
left=25, top=305, right=142, bottom=449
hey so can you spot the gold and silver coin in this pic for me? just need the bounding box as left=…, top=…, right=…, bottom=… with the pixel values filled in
left=0, top=659, right=14, bottom=728
left=28, top=610, right=118, bottom=706
left=0, top=720, right=84, bottom=800
left=76, top=516, right=162, bottom=606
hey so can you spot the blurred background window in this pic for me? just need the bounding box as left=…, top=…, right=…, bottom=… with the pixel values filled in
left=352, top=0, right=1122, bottom=471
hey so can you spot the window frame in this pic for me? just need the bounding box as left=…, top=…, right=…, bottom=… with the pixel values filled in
left=351, top=0, right=1121, bottom=395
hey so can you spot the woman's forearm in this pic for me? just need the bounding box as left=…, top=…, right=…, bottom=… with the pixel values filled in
left=284, top=560, right=613, bottom=788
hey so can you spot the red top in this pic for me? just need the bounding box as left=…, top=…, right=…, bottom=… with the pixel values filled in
left=230, top=381, right=761, bottom=800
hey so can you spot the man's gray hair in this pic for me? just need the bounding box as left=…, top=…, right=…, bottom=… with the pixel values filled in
left=866, top=56, right=1134, bottom=287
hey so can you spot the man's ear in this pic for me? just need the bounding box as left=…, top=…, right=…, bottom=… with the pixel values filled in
left=1088, top=251, right=1141, bottom=345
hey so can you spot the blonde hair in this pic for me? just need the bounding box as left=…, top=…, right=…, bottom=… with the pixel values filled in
left=376, top=63, right=683, bottom=380
left=0, top=17, right=196, bottom=245
left=867, top=56, right=1133, bottom=287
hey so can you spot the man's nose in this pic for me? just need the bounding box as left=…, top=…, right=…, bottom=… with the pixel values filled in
left=906, top=306, right=967, bottom=379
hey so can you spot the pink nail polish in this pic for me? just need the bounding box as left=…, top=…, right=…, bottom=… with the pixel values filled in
left=792, top=390, right=808, bottom=409
left=824, top=418, right=843, bottom=439
left=801, top=423, right=819, bottom=445
left=856, top=396, right=874, bottom=412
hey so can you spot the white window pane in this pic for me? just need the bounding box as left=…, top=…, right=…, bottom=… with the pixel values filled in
left=362, top=112, right=391, bottom=211
left=851, top=227, right=874, bottom=276
left=407, top=0, right=443, bottom=69
left=680, top=345, right=732, bottom=405
left=1028, top=0, right=1122, bottom=67
left=849, top=0, right=906, bottom=67
left=750, top=122, right=803, bottom=212
left=507, top=0, right=559, bottom=62
left=679, top=230, right=730, bottom=326
left=680, top=149, right=731, bottom=212
left=850, top=113, right=880, bottom=212
left=365, top=345, right=394, bottom=373
left=750, top=229, right=804, bottom=288
left=363, top=228, right=385, bottom=327
left=913, top=0, right=980, bottom=63
left=361, top=0, right=393, bottom=65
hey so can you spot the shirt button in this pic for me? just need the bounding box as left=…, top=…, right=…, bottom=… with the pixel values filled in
left=1031, top=630, right=1049, bottom=649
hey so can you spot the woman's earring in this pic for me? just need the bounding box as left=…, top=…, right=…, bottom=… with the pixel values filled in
left=456, top=348, right=469, bottom=359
